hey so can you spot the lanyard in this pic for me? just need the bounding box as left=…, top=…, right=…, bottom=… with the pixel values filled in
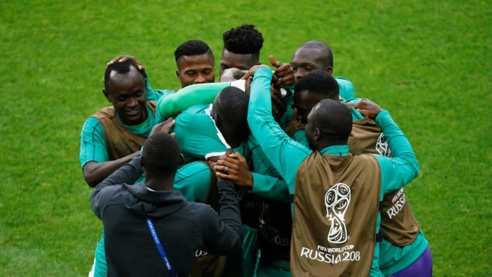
left=146, top=218, right=176, bottom=277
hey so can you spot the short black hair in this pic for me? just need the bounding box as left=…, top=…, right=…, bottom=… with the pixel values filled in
left=215, top=86, right=249, bottom=127
left=311, top=99, right=352, bottom=141
left=300, top=40, right=333, bottom=69
left=174, top=39, right=213, bottom=62
left=294, top=72, right=339, bottom=100
left=104, top=59, right=146, bottom=87
left=142, top=131, right=181, bottom=176
left=223, top=24, right=263, bottom=56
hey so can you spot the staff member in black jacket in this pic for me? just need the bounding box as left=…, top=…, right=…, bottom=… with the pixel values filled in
left=90, top=119, right=242, bottom=277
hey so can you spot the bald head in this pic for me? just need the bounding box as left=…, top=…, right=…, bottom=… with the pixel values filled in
left=299, top=40, right=333, bottom=65
left=306, top=99, right=352, bottom=150
left=104, top=60, right=146, bottom=88
left=294, top=71, right=339, bottom=100
left=142, top=131, right=181, bottom=177
left=293, top=72, right=340, bottom=124
left=212, top=86, right=250, bottom=147
left=291, top=40, right=334, bottom=79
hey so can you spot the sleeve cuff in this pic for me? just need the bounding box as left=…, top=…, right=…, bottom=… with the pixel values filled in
left=129, top=153, right=143, bottom=168
left=253, top=68, right=273, bottom=79
left=375, top=110, right=390, bottom=125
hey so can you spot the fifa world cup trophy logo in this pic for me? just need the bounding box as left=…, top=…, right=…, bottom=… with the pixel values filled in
left=325, top=183, right=351, bottom=244
left=376, top=133, right=391, bottom=157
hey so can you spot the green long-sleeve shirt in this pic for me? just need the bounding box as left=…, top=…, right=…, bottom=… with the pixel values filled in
left=156, top=82, right=236, bottom=121
left=247, top=68, right=420, bottom=277
left=155, top=80, right=291, bottom=202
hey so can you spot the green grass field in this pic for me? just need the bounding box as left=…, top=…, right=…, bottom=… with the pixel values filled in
left=0, top=0, right=490, bottom=276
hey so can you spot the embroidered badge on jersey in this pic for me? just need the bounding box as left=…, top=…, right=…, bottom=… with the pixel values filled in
left=376, top=133, right=391, bottom=157
left=325, top=183, right=351, bottom=244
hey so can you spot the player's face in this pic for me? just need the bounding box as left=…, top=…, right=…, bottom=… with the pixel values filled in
left=219, top=49, right=258, bottom=77
left=176, top=53, right=215, bottom=88
left=294, top=90, right=322, bottom=125
left=104, top=67, right=147, bottom=126
left=290, top=47, right=330, bottom=80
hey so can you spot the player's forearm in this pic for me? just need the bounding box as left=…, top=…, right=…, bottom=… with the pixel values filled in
left=83, top=152, right=140, bottom=187
left=248, top=68, right=311, bottom=190
left=251, top=173, right=290, bottom=203
left=90, top=154, right=143, bottom=218
left=157, top=82, right=232, bottom=120
left=215, top=179, right=243, bottom=252
left=376, top=111, right=420, bottom=183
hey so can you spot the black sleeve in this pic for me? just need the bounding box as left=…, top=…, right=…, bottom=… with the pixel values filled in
left=202, top=180, right=243, bottom=254
left=90, top=154, right=143, bottom=219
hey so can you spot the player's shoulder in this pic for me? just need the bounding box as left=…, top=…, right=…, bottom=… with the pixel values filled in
left=175, top=104, right=211, bottom=125
left=147, top=88, right=174, bottom=102
left=334, top=76, right=352, bottom=83
left=82, top=116, right=104, bottom=134
left=182, top=104, right=210, bottom=115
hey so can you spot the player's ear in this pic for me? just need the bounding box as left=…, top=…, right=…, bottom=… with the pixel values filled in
left=179, top=154, right=184, bottom=165
left=324, top=66, right=333, bottom=75
left=213, top=112, right=220, bottom=125
left=140, top=155, right=145, bottom=168
left=103, top=89, right=111, bottom=103
left=314, top=128, right=321, bottom=141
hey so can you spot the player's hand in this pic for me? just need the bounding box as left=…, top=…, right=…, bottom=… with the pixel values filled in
left=241, top=64, right=272, bottom=80
left=220, top=68, right=248, bottom=82
left=215, top=151, right=253, bottom=188
left=242, top=64, right=278, bottom=96
left=208, top=149, right=232, bottom=182
left=106, top=55, right=144, bottom=70
left=150, top=117, right=175, bottom=137
left=271, top=84, right=286, bottom=121
left=354, top=99, right=383, bottom=119
left=270, top=55, right=296, bottom=88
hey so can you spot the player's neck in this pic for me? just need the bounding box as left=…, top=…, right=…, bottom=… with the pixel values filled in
left=145, top=176, right=174, bottom=191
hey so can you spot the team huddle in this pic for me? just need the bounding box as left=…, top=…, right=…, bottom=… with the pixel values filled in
left=80, top=24, right=433, bottom=277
